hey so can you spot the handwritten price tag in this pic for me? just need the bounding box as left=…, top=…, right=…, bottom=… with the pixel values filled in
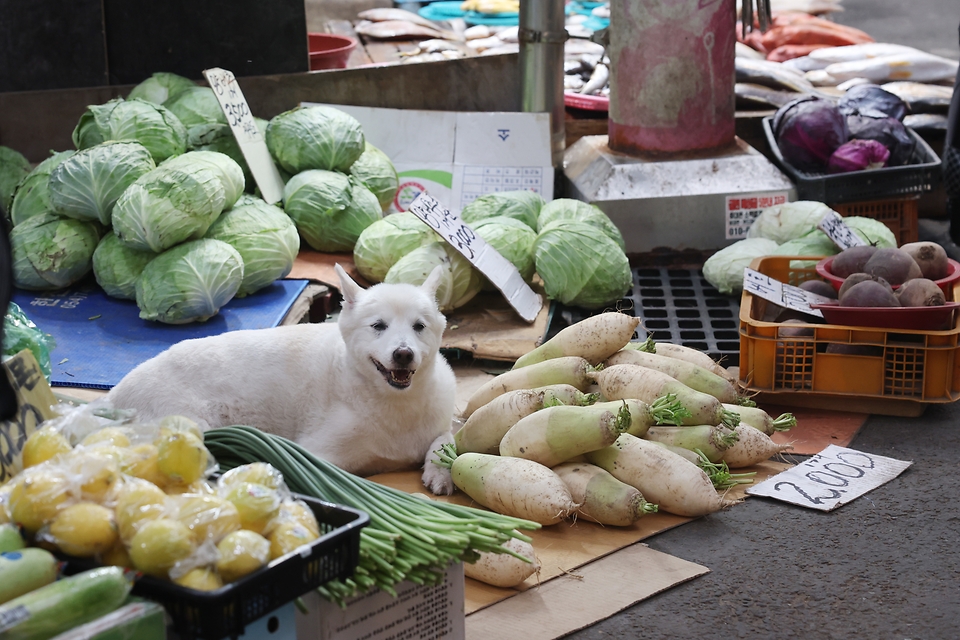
left=202, top=67, right=285, bottom=204
left=746, top=445, right=912, bottom=511
left=818, top=211, right=867, bottom=250
left=407, top=192, right=542, bottom=323
left=742, top=268, right=830, bottom=318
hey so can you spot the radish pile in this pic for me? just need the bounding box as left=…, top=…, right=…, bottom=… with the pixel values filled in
left=444, top=312, right=797, bottom=534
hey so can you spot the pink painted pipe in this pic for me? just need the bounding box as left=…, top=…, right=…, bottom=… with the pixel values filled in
left=607, top=0, right=737, bottom=154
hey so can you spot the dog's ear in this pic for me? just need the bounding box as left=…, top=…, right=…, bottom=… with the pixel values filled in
left=420, top=264, right=445, bottom=302
left=335, top=263, right=363, bottom=308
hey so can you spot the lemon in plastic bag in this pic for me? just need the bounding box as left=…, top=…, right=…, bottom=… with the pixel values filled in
left=223, top=482, right=281, bottom=535
left=175, top=566, right=224, bottom=591
left=129, top=518, right=196, bottom=578
left=101, top=539, right=133, bottom=568
left=277, top=499, right=321, bottom=537
left=8, top=466, right=73, bottom=533
left=157, top=430, right=209, bottom=485
left=21, top=426, right=72, bottom=469
left=80, top=427, right=131, bottom=448
left=267, top=521, right=318, bottom=561
left=120, top=443, right=169, bottom=488
left=114, top=477, right=168, bottom=542
left=216, top=529, right=269, bottom=583
left=173, top=493, right=241, bottom=543
left=47, top=501, right=118, bottom=557
left=218, top=462, right=284, bottom=492
left=63, top=451, right=121, bottom=503
left=158, top=415, right=204, bottom=440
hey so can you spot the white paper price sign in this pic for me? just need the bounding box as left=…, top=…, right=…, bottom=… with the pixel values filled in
left=724, top=192, right=789, bottom=239
left=818, top=211, right=867, bottom=250
left=202, top=67, right=285, bottom=205
left=742, top=268, right=831, bottom=318
left=746, top=445, right=912, bottom=511
left=408, top=192, right=542, bottom=323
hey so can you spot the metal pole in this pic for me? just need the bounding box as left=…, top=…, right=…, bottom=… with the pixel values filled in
left=519, top=0, right=567, bottom=167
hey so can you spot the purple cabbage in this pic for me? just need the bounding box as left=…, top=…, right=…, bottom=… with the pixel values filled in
left=846, top=114, right=916, bottom=166
left=773, top=97, right=850, bottom=173
left=827, top=139, right=891, bottom=174
left=837, top=85, right=908, bottom=121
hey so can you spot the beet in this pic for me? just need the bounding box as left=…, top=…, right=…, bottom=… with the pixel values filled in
left=838, top=279, right=900, bottom=307
left=799, top=279, right=838, bottom=299
left=831, top=245, right=878, bottom=278
left=862, top=247, right=923, bottom=286
left=778, top=319, right=815, bottom=338
left=899, top=241, right=950, bottom=280
left=896, top=278, right=946, bottom=307
left=838, top=272, right=892, bottom=300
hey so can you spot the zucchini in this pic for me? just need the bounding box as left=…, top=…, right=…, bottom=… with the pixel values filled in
left=0, top=524, right=25, bottom=554
left=0, top=548, right=58, bottom=605
left=0, top=566, right=131, bottom=640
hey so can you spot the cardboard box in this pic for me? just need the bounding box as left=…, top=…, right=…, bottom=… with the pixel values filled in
left=296, top=562, right=465, bottom=640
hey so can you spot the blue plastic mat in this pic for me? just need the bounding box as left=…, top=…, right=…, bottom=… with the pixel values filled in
left=12, top=279, right=309, bottom=390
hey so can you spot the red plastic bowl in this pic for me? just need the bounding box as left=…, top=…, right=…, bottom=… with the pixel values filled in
left=308, top=33, right=357, bottom=70
left=816, top=256, right=960, bottom=296
left=811, top=301, right=960, bottom=330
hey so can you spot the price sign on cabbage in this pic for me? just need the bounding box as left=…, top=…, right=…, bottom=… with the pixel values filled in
left=202, top=67, right=285, bottom=205
left=408, top=192, right=542, bottom=323
left=818, top=211, right=867, bottom=250
left=746, top=445, right=912, bottom=511
left=742, top=268, right=828, bottom=318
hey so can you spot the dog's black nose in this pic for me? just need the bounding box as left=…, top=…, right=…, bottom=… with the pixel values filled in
left=393, top=347, right=414, bottom=367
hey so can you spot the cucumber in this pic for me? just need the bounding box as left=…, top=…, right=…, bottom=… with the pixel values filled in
left=0, top=548, right=58, bottom=605
left=0, top=566, right=132, bottom=640
left=0, top=524, right=26, bottom=554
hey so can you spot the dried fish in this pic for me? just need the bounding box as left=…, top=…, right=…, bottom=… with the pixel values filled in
left=735, top=57, right=818, bottom=94
left=735, top=82, right=803, bottom=109
left=357, top=8, right=444, bottom=30
left=580, top=62, right=609, bottom=95
left=808, top=43, right=921, bottom=65
left=736, top=42, right=766, bottom=60
left=881, top=81, right=955, bottom=114
left=354, top=19, right=461, bottom=42
left=824, top=51, right=959, bottom=84
left=903, top=113, right=949, bottom=132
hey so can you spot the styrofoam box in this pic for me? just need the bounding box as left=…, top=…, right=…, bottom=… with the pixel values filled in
left=296, top=562, right=465, bottom=640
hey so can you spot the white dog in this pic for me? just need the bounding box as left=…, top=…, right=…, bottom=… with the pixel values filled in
left=107, top=264, right=457, bottom=495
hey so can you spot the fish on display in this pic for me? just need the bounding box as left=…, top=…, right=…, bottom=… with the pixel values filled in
left=808, top=43, right=923, bottom=65
left=736, top=42, right=766, bottom=60
left=580, top=62, right=609, bottom=95
left=735, top=82, right=803, bottom=109
left=881, top=81, right=955, bottom=114
left=735, top=57, right=819, bottom=94
left=824, top=51, right=960, bottom=84
left=357, top=7, right=446, bottom=29
left=903, top=113, right=949, bottom=132
left=354, top=19, right=461, bottom=41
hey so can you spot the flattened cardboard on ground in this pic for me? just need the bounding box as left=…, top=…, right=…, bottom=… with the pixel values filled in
left=285, top=250, right=549, bottom=361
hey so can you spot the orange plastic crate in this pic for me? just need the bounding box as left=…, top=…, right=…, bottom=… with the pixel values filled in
left=738, top=255, right=960, bottom=416
left=831, top=196, right=920, bottom=246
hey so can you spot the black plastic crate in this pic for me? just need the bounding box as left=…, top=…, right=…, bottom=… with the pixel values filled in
left=761, top=116, right=941, bottom=204
left=64, top=496, right=368, bottom=640
left=552, top=267, right=743, bottom=368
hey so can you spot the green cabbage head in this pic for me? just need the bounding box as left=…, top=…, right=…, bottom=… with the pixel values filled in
left=72, top=98, right=188, bottom=163
left=266, top=106, right=365, bottom=174
left=204, top=195, right=300, bottom=297
left=0, top=145, right=31, bottom=215
left=460, top=190, right=544, bottom=230
left=112, top=161, right=227, bottom=253
left=161, top=150, right=245, bottom=209
left=92, top=231, right=158, bottom=300
left=534, top=220, right=632, bottom=309
left=352, top=212, right=435, bottom=283
left=11, top=212, right=100, bottom=290
left=127, top=72, right=196, bottom=105
left=536, top=198, right=625, bottom=250
left=702, top=237, right=780, bottom=295
left=472, top=216, right=537, bottom=289
left=48, top=141, right=156, bottom=226
left=10, top=151, right=76, bottom=227
left=746, top=200, right=835, bottom=244
left=188, top=118, right=269, bottom=192
left=349, top=143, right=399, bottom=212
left=136, top=238, right=244, bottom=324
left=283, top=170, right=382, bottom=253
left=385, top=241, right=483, bottom=313
left=163, top=87, right=228, bottom=144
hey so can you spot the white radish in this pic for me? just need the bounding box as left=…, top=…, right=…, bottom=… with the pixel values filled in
left=627, top=338, right=736, bottom=383
left=721, top=404, right=796, bottom=435
left=643, top=424, right=740, bottom=463
left=592, top=395, right=692, bottom=437
left=605, top=348, right=741, bottom=403
left=461, top=356, right=596, bottom=418
left=585, top=434, right=739, bottom=517
left=718, top=425, right=793, bottom=468
left=644, top=440, right=703, bottom=466
left=512, top=312, right=641, bottom=369
left=436, top=445, right=580, bottom=525
left=463, top=537, right=540, bottom=588
left=455, top=384, right=600, bottom=455
left=590, top=364, right=741, bottom=428
left=553, top=461, right=658, bottom=526
left=499, top=403, right=632, bottom=468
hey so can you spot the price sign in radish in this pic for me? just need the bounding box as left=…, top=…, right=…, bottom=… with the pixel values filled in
left=202, top=67, right=285, bottom=205
left=408, top=192, right=542, bottom=323
left=742, top=268, right=830, bottom=318
left=746, top=444, right=912, bottom=511
left=818, top=211, right=867, bottom=250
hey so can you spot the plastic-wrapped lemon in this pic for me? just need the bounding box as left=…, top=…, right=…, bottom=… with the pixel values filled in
left=8, top=467, right=73, bottom=533
left=114, top=478, right=168, bottom=542
left=157, top=431, right=209, bottom=485
left=267, top=521, right=318, bottom=561
left=277, top=500, right=321, bottom=537
left=129, top=518, right=196, bottom=578
left=21, top=426, right=72, bottom=468
left=0, top=481, right=14, bottom=525
left=63, top=451, right=120, bottom=503
left=120, top=444, right=169, bottom=488
left=216, top=530, right=270, bottom=583
left=80, top=427, right=131, bottom=448
left=47, top=502, right=118, bottom=557
left=223, top=482, right=281, bottom=535
left=101, top=540, right=133, bottom=568
left=218, top=463, right=284, bottom=492
left=174, top=566, right=224, bottom=592
left=158, top=415, right=204, bottom=440
left=165, top=479, right=217, bottom=496
left=173, top=494, right=241, bottom=543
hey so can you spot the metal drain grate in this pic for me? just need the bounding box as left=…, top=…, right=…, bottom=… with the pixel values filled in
left=555, top=267, right=743, bottom=367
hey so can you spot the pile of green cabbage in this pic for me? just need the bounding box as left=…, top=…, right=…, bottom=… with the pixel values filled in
left=703, top=200, right=899, bottom=294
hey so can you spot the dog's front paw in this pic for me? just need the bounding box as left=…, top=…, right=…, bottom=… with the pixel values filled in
left=422, top=463, right=454, bottom=496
